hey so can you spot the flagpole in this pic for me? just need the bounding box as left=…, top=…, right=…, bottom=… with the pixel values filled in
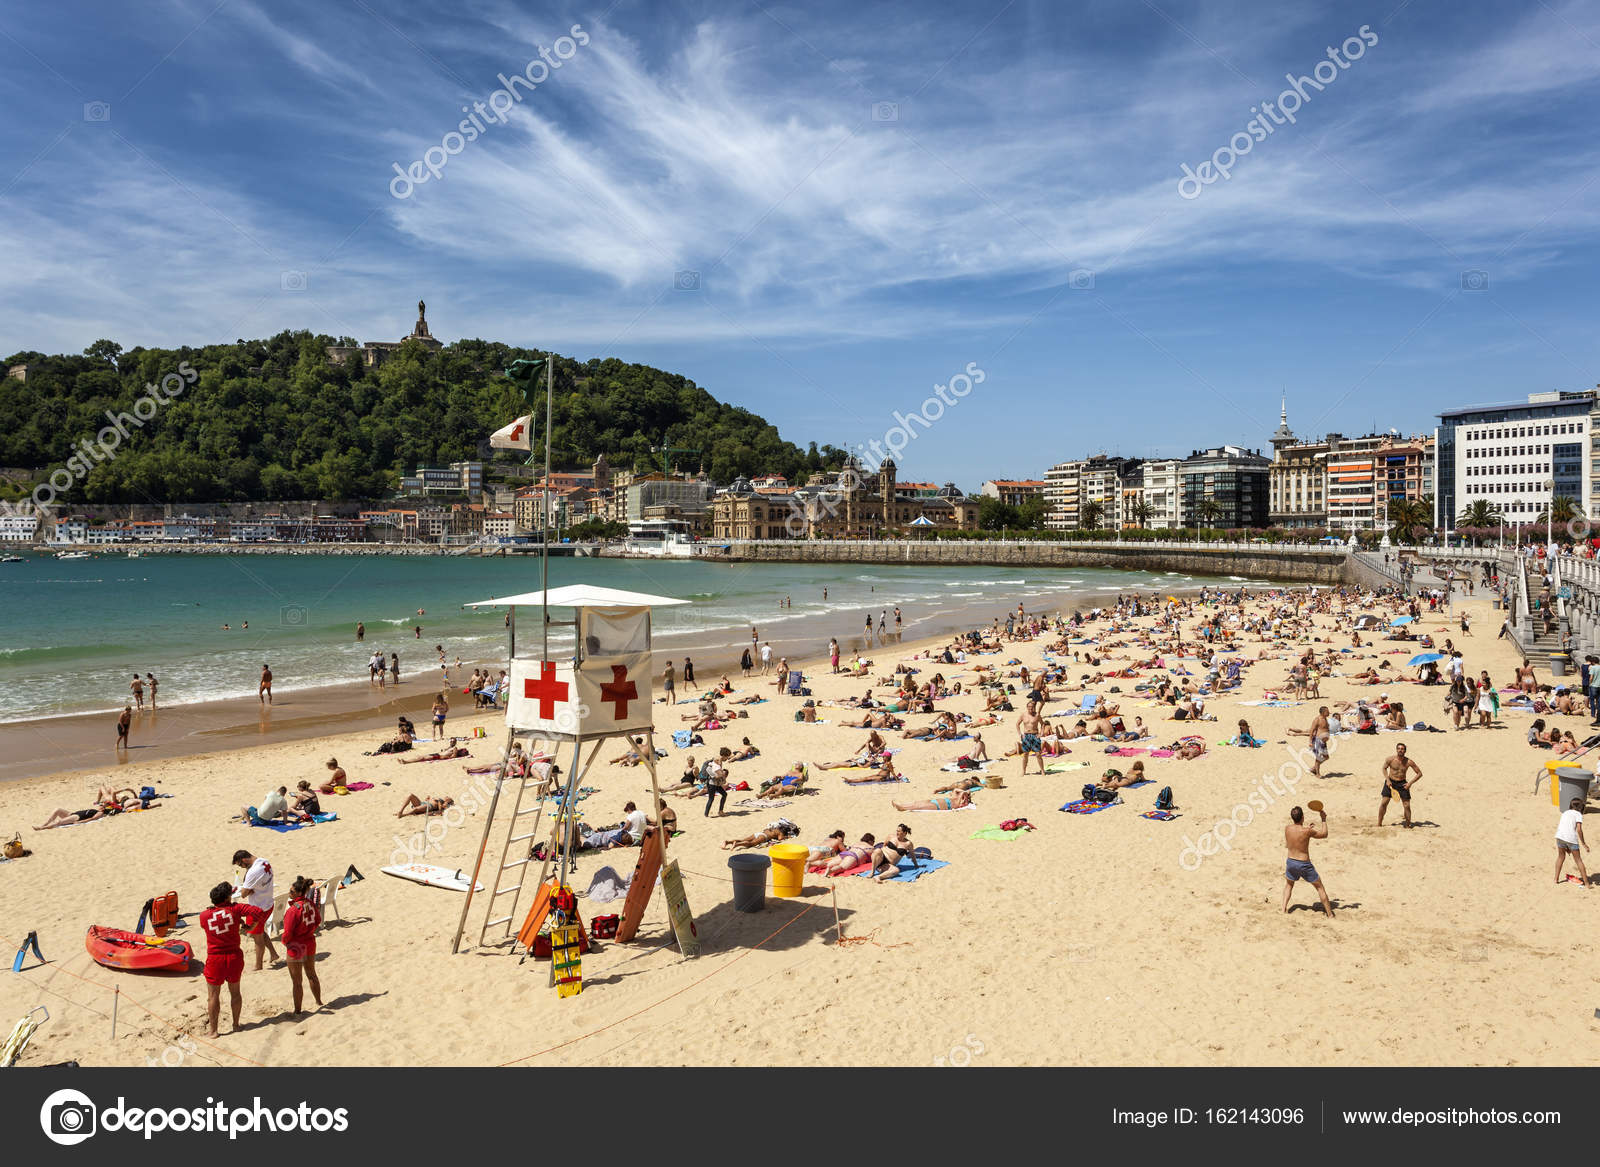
left=542, top=353, right=553, bottom=661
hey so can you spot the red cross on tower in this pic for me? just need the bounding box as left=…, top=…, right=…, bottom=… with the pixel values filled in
left=599, top=664, right=638, bottom=720
left=522, top=662, right=569, bottom=719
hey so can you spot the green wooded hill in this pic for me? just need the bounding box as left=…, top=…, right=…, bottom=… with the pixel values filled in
left=0, top=333, right=849, bottom=503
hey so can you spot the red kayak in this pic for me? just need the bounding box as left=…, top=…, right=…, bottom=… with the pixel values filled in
left=85, top=926, right=192, bottom=972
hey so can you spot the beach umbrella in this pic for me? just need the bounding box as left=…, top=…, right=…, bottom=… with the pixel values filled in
left=1390, top=616, right=1414, bottom=625
left=1408, top=653, right=1445, bottom=666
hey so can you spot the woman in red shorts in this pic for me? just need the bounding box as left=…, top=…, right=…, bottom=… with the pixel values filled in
left=281, top=876, right=324, bottom=1015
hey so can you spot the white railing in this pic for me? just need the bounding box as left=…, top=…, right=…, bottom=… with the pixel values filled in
left=701, top=537, right=1350, bottom=554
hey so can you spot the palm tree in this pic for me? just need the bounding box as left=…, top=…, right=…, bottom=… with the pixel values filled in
left=1195, top=499, right=1224, bottom=527
left=1537, top=495, right=1584, bottom=526
left=1079, top=500, right=1105, bottom=531
left=1386, top=497, right=1431, bottom=543
left=1457, top=499, right=1502, bottom=529
left=1129, top=498, right=1154, bottom=529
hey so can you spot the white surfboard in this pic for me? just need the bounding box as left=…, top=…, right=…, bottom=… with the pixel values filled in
left=381, top=864, right=484, bottom=893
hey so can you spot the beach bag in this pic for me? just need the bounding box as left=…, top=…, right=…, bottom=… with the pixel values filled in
left=794, top=711, right=805, bottom=722
left=1155, top=786, right=1173, bottom=811
left=590, top=914, right=620, bottom=939
left=3, top=834, right=24, bottom=859
left=1356, top=720, right=1378, bottom=734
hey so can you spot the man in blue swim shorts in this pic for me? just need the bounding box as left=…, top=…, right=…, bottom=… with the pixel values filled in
left=1282, top=804, right=1334, bottom=919
left=1015, top=700, right=1045, bottom=776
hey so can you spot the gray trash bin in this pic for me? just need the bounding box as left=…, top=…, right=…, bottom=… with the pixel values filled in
left=1554, top=767, right=1591, bottom=811
left=1551, top=652, right=1571, bottom=678
left=728, top=853, right=771, bottom=912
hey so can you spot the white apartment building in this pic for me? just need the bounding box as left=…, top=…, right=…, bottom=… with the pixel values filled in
left=0, top=514, right=39, bottom=542
left=1140, top=459, right=1184, bottom=528
left=1043, top=460, right=1083, bottom=530
left=1437, top=390, right=1599, bottom=528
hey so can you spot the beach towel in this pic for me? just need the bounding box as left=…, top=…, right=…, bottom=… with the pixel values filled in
left=1044, top=760, right=1090, bottom=773
left=819, top=857, right=874, bottom=878
left=1109, top=747, right=1147, bottom=757
left=736, top=797, right=791, bottom=808
left=859, top=857, right=949, bottom=883
left=1060, top=798, right=1119, bottom=814
left=909, top=803, right=974, bottom=812
left=585, top=865, right=631, bottom=903
left=1140, top=810, right=1179, bottom=821
left=672, top=730, right=693, bottom=749
left=345, top=781, right=375, bottom=792
left=1148, top=749, right=1175, bottom=758
left=250, top=812, right=338, bottom=833
left=842, top=776, right=910, bottom=785
left=939, top=760, right=992, bottom=772
left=970, top=825, right=1030, bottom=842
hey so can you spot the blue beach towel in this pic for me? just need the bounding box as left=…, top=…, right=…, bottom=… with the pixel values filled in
left=250, top=812, right=338, bottom=833
left=857, top=857, right=950, bottom=883
left=672, top=730, right=693, bottom=749
left=1060, top=798, right=1119, bottom=815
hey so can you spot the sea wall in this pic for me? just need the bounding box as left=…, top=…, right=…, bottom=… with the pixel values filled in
left=694, top=539, right=1350, bottom=585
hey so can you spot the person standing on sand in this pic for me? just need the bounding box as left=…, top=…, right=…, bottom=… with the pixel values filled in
left=116, top=707, right=131, bottom=749
left=1556, top=797, right=1590, bottom=888
left=259, top=663, right=272, bottom=705
left=740, top=647, right=752, bottom=677
left=662, top=659, right=676, bottom=705
left=1016, top=700, right=1045, bottom=775
left=894, top=606, right=902, bottom=635
left=146, top=672, right=158, bottom=709
left=829, top=637, right=841, bottom=673
left=1307, top=706, right=1329, bottom=776
left=231, top=850, right=280, bottom=970
left=683, top=657, right=695, bottom=687
left=1283, top=805, right=1334, bottom=918
left=432, top=693, right=449, bottom=736
left=356, top=622, right=365, bottom=641
left=864, top=613, right=874, bottom=645
left=760, top=642, right=773, bottom=674
left=1378, top=743, right=1422, bottom=828
left=130, top=674, right=144, bottom=709
left=281, top=875, right=325, bottom=1015
left=199, top=881, right=265, bottom=1038
left=390, top=653, right=399, bottom=684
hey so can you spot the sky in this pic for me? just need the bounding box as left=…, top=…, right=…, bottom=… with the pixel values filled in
left=2, top=0, right=1598, bottom=485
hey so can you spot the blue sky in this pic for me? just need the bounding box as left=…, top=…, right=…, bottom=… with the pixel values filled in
left=2, top=0, right=1598, bottom=485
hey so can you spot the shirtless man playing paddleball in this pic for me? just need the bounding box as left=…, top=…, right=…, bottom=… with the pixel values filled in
left=1283, top=805, right=1333, bottom=919
left=1379, top=742, right=1423, bottom=828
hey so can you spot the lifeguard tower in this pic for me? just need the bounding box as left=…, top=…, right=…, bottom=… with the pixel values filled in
left=449, top=585, right=688, bottom=965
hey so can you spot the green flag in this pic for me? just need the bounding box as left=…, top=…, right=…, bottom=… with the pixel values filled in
left=504, top=358, right=548, bottom=400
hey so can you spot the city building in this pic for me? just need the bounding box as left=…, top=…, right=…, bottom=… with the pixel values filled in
left=624, top=473, right=714, bottom=528
left=483, top=512, right=517, bottom=538
left=450, top=461, right=485, bottom=497
left=1139, top=459, right=1184, bottom=529
left=1180, top=446, right=1270, bottom=529
left=360, top=509, right=420, bottom=539
left=980, top=480, right=1049, bottom=508
left=1436, top=388, right=1599, bottom=529
left=0, top=513, right=39, bottom=542
left=1268, top=401, right=1328, bottom=529
left=1043, top=459, right=1084, bottom=530
left=1078, top=455, right=1138, bottom=528
left=711, top=459, right=978, bottom=539
left=1269, top=400, right=1435, bottom=532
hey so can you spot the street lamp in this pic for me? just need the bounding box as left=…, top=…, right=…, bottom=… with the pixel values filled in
left=1547, top=478, right=1555, bottom=551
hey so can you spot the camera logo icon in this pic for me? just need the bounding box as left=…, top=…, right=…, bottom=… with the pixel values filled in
left=83, top=102, right=111, bottom=122
left=281, top=271, right=308, bottom=292
left=1068, top=269, right=1095, bottom=290
left=280, top=603, right=309, bottom=626
left=673, top=270, right=700, bottom=291
left=1461, top=269, right=1488, bottom=291
left=871, top=101, right=899, bottom=122
left=40, top=1088, right=97, bottom=1146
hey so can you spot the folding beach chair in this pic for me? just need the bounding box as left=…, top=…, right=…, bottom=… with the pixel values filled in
left=787, top=670, right=804, bottom=696
left=1, top=1006, right=47, bottom=1067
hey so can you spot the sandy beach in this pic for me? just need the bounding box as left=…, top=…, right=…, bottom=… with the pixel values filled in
left=2, top=585, right=1594, bottom=1068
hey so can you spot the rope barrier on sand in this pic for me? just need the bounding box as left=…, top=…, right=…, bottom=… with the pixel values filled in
left=3, top=932, right=266, bottom=1067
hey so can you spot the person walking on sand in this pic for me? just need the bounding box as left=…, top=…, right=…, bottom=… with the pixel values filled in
left=231, top=850, right=280, bottom=970
left=865, top=613, right=874, bottom=645
left=1378, top=742, right=1423, bottom=827
left=760, top=641, right=773, bottom=674
left=145, top=672, right=157, bottom=709
left=683, top=656, right=695, bottom=687
left=740, top=646, right=753, bottom=677
left=390, top=653, right=399, bottom=685
left=662, top=660, right=676, bottom=705
left=1556, top=796, right=1591, bottom=888
left=281, top=875, right=324, bottom=1014
left=259, top=663, right=272, bottom=705
left=116, top=706, right=131, bottom=749
left=1282, top=805, right=1334, bottom=919
left=129, top=674, right=144, bottom=710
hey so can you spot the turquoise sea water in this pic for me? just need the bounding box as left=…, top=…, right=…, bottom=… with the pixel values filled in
left=0, top=552, right=1270, bottom=722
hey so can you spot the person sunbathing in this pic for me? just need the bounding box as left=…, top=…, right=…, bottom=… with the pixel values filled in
left=365, top=718, right=416, bottom=754
left=870, top=824, right=915, bottom=881
left=721, top=819, right=799, bottom=850
left=823, top=835, right=876, bottom=873
left=966, top=713, right=999, bottom=728
left=807, top=830, right=848, bottom=863
left=932, top=774, right=983, bottom=793
left=1231, top=719, right=1264, bottom=747
left=1096, top=768, right=1142, bottom=790
left=608, top=737, right=647, bottom=766
left=843, top=757, right=900, bottom=784
left=758, top=764, right=809, bottom=797
left=396, top=794, right=454, bottom=817
left=893, top=790, right=971, bottom=812
left=728, top=738, right=760, bottom=761
left=34, top=805, right=110, bottom=829
left=962, top=732, right=990, bottom=762
left=1173, top=738, right=1206, bottom=760
left=901, top=713, right=958, bottom=740
left=840, top=710, right=898, bottom=729
left=1384, top=703, right=1409, bottom=730
left=399, top=738, right=469, bottom=763
left=1552, top=730, right=1580, bottom=757
left=817, top=734, right=887, bottom=769
left=729, top=693, right=765, bottom=706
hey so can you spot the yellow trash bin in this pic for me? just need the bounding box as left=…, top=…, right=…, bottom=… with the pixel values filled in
left=767, top=842, right=809, bottom=898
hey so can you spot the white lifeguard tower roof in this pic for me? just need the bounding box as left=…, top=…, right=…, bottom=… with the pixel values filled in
left=463, top=584, right=688, bottom=609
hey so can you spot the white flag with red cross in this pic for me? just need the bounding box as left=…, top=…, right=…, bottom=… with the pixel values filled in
left=490, top=414, right=533, bottom=450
